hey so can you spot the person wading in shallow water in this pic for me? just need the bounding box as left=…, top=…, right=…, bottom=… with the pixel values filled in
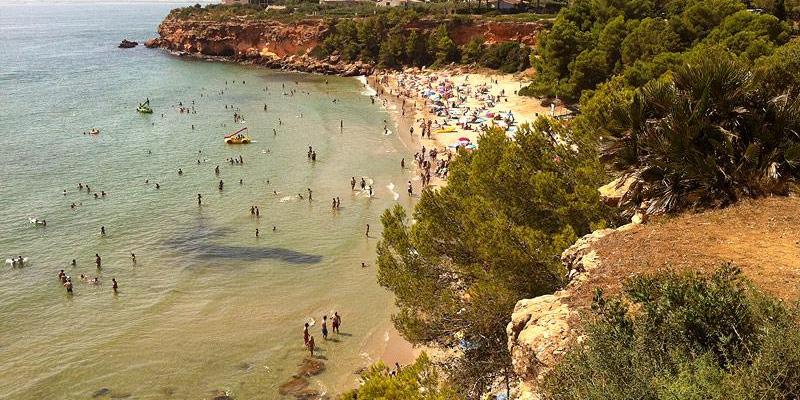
left=332, top=312, right=341, bottom=334
left=307, top=335, right=315, bottom=357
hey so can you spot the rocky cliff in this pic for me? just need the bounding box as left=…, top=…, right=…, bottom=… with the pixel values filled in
left=150, top=16, right=544, bottom=76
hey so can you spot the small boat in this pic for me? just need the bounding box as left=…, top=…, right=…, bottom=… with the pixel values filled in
left=224, top=127, right=251, bottom=144
left=137, top=99, right=153, bottom=114
left=88, top=128, right=100, bottom=135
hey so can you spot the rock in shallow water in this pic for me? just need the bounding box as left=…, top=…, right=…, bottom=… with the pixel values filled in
left=118, top=39, right=138, bottom=48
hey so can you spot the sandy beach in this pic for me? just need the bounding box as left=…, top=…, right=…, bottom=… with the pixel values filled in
left=367, top=67, right=568, bottom=189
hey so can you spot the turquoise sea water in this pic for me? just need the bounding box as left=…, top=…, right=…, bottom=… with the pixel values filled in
left=0, top=3, right=412, bottom=399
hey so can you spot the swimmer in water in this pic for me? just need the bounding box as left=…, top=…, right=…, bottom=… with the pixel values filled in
left=71, top=259, right=76, bottom=266
left=131, top=252, right=136, bottom=263
left=178, top=168, right=183, bottom=176
left=112, top=278, right=118, bottom=293
left=365, top=224, right=370, bottom=237
left=255, top=228, right=259, bottom=237
left=197, top=193, right=202, bottom=205
left=95, top=254, right=101, bottom=269
left=100, top=226, right=106, bottom=236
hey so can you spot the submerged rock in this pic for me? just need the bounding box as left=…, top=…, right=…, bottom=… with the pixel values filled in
left=297, top=357, right=325, bottom=377
left=118, top=39, right=138, bottom=48
left=278, top=376, right=309, bottom=396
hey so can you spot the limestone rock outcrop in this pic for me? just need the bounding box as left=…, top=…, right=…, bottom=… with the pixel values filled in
left=506, top=227, right=623, bottom=399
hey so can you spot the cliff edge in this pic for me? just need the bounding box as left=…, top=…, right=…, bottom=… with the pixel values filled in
left=507, top=195, right=800, bottom=399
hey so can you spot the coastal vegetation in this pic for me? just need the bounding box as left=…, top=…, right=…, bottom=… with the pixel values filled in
left=318, top=14, right=532, bottom=71
left=600, top=58, right=800, bottom=215
left=541, top=265, right=800, bottom=399
left=522, top=0, right=796, bottom=101
left=376, top=122, right=615, bottom=398
left=339, top=353, right=460, bottom=399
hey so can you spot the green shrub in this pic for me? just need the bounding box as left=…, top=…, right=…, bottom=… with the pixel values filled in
left=338, top=353, right=461, bottom=400
left=541, top=264, right=800, bottom=400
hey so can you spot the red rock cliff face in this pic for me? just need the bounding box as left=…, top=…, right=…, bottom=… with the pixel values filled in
left=153, top=17, right=544, bottom=75
left=157, top=19, right=326, bottom=58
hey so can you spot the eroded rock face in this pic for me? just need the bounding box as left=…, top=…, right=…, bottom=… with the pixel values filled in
left=506, top=227, right=620, bottom=398
left=151, top=17, right=543, bottom=76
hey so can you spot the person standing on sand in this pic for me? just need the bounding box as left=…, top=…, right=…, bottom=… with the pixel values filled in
left=360, top=178, right=366, bottom=190
left=351, top=177, right=356, bottom=191
left=407, top=181, right=413, bottom=197
left=322, top=316, right=328, bottom=340
left=401, top=158, right=405, bottom=169
left=365, top=224, right=370, bottom=237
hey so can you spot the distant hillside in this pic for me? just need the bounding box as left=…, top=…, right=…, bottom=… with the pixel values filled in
left=149, top=4, right=548, bottom=75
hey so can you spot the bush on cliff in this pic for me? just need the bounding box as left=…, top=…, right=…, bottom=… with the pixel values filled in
left=599, top=57, right=800, bottom=215
left=376, top=122, right=615, bottom=399
left=338, top=353, right=461, bottom=400
left=541, top=264, right=800, bottom=400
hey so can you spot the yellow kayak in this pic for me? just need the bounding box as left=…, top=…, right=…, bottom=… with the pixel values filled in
left=432, top=126, right=457, bottom=134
